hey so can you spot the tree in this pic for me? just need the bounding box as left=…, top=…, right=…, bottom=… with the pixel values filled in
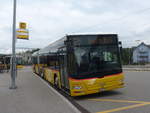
left=121, top=48, right=133, bottom=65
left=25, top=48, right=40, bottom=54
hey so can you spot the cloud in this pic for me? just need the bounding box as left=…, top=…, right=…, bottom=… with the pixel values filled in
left=1, top=0, right=150, bottom=53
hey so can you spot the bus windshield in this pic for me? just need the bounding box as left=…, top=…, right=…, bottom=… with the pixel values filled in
left=70, top=44, right=122, bottom=79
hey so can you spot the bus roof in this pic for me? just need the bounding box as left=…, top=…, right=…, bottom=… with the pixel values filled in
left=38, top=36, right=67, bottom=55
left=38, top=34, right=118, bottom=55
left=67, top=33, right=117, bottom=36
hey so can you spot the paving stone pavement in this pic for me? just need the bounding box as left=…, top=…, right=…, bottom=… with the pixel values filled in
left=0, top=67, right=77, bottom=113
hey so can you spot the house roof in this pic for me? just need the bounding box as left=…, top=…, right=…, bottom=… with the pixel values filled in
left=0, top=54, right=11, bottom=58
left=133, top=42, right=150, bottom=51
left=0, top=54, right=5, bottom=56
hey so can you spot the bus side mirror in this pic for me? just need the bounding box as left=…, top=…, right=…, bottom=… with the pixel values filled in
left=118, top=41, right=122, bottom=59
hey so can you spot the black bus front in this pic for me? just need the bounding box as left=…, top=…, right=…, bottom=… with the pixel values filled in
left=66, top=34, right=124, bottom=96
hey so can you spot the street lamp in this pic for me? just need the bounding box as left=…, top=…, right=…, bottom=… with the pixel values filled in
left=10, top=0, right=17, bottom=89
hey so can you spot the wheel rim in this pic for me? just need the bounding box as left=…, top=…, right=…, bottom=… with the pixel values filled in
left=41, top=72, right=44, bottom=78
left=54, top=77, right=59, bottom=88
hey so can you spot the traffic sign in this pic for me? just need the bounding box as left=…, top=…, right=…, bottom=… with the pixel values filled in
left=19, top=22, right=26, bottom=29
left=16, top=29, right=29, bottom=40
left=16, top=22, right=29, bottom=40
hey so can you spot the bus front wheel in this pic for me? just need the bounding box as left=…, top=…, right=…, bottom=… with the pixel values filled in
left=54, top=76, right=59, bottom=89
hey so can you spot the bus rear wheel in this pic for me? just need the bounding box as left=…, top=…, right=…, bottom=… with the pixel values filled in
left=40, top=69, right=45, bottom=78
left=41, top=72, right=44, bottom=78
left=54, top=76, right=59, bottom=89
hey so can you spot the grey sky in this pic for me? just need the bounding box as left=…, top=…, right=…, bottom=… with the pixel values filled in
left=0, top=0, right=150, bottom=53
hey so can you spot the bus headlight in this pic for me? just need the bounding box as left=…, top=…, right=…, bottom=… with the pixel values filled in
left=73, top=86, right=82, bottom=89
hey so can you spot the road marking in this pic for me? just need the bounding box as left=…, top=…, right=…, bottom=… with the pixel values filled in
left=88, top=99, right=150, bottom=104
left=88, top=99, right=150, bottom=113
left=97, top=103, right=149, bottom=113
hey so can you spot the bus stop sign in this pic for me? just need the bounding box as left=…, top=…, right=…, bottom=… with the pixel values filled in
left=16, top=22, right=29, bottom=40
left=16, top=29, right=29, bottom=40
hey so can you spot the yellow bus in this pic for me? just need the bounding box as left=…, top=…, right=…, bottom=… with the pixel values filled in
left=32, top=34, right=124, bottom=96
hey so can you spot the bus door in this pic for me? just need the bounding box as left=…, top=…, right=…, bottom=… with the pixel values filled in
left=59, top=49, right=69, bottom=89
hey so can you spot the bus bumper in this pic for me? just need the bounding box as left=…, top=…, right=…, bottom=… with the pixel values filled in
left=70, top=73, right=125, bottom=96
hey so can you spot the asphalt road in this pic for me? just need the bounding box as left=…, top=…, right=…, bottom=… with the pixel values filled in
left=8, top=68, right=150, bottom=113
left=74, top=71, right=150, bottom=113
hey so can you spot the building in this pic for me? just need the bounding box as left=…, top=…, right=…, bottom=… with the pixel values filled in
left=21, top=52, right=32, bottom=65
left=133, top=42, right=150, bottom=63
left=16, top=52, right=32, bottom=65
